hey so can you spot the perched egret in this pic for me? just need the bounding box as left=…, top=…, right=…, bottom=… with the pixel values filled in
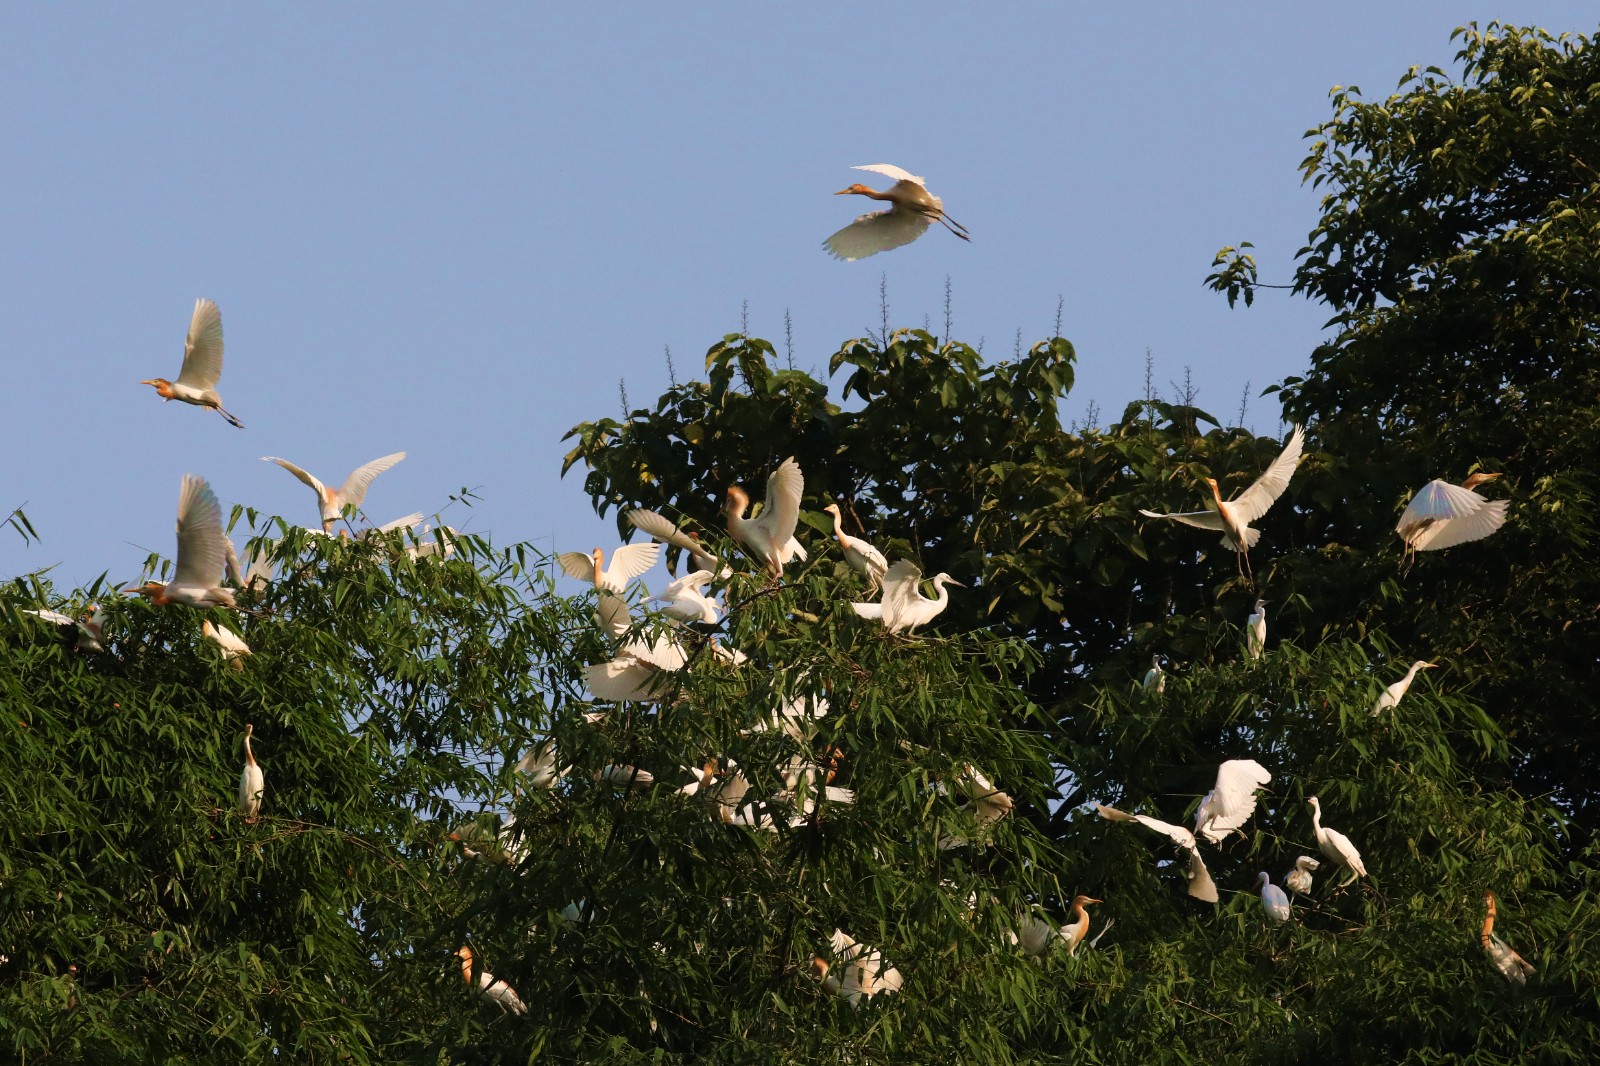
left=202, top=620, right=250, bottom=670
left=957, top=765, right=1014, bottom=828
left=1284, top=855, right=1321, bottom=895
left=515, top=741, right=567, bottom=790
left=1095, top=803, right=1218, bottom=903
left=1397, top=474, right=1508, bottom=557
left=558, top=543, right=662, bottom=638
left=1246, top=599, right=1269, bottom=661
left=456, top=947, right=527, bottom=1015
left=627, top=508, right=726, bottom=577
left=262, top=452, right=407, bottom=534
left=823, top=503, right=888, bottom=589
left=1256, top=872, right=1291, bottom=923
left=724, top=457, right=807, bottom=577
left=25, top=605, right=106, bottom=653
left=1142, top=654, right=1165, bottom=693
left=1062, top=895, right=1103, bottom=955
left=238, top=724, right=264, bottom=822
left=1307, top=796, right=1367, bottom=887
left=586, top=635, right=688, bottom=702
left=141, top=298, right=243, bottom=428
left=654, top=569, right=720, bottom=625
left=1194, top=759, right=1272, bottom=844
left=812, top=929, right=903, bottom=1005
left=824, top=164, right=969, bottom=261
left=1138, top=425, right=1305, bottom=580
left=1481, top=892, right=1535, bottom=985
left=852, top=560, right=962, bottom=634
left=597, top=764, right=657, bottom=789
left=1371, top=660, right=1437, bottom=715
left=125, top=475, right=239, bottom=610
left=1010, top=912, right=1065, bottom=957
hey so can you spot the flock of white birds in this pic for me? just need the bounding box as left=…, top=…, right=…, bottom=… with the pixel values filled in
left=18, top=166, right=1532, bottom=1016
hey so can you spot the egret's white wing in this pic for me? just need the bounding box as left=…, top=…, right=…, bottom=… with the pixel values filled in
left=1226, top=425, right=1305, bottom=525
left=850, top=602, right=882, bottom=620
left=751, top=457, right=804, bottom=546
left=602, top=542, right=662, bottom=589
left=556, top=551, right=599, bottom=583
left=1186, top=848, right=1220, bottom=903
left=176, top=298, right=224, bottom=389
left=628, top=508, right=705, bottom=556
left=1409, top=499, right=1508, bottom=551
left=337, top=452, right=406, bottom=507
left=1195, top=759, right=1272, bottom=844
left=1138, top=507, right=1227, bottom=531
left=854, top=163, right=926, bottom=186
left=374, top=512, right=425, bottom=534
left=878, top=560, right=925, bottom=633
left=173, top=474, right=226, bottom=588
left=824, top=210, right=932, bottom=262
left=624, top=634, right=688, bottom=671
left=262, top=456, right=328, bottom=497
left=1095, top=803, right=1197, bottom=850
left=26, top=608, right=78, bottom=627
left=586, top=659, right=661, bottom=701
left=1397, top=479, right=1491, bottom=530
left=661, top=569, right=713, bottom=600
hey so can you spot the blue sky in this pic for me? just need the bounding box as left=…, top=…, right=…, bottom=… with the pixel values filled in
left=3, top=4, right=1593, bottom=592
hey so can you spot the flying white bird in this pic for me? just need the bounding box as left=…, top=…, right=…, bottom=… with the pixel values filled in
left=1142, top=654, right=1165, bottom=693
left=456, top=947, right=527, bottom=1015
left=1194, top=759, right=1272, bottom=845
left=261, top=452, right=407, bottom=534
left=141, top=298, right=243, bottom=428
left=202, top=620, right=250, bottom=670
left=1307, top=795, right=1367, bottom=887
left=126, top=475, right=239, bottom=610
left=25, top=605, right=106, bottom=652
left=852, top=560, right=962, bottom=634
left=1256, top=872, right=1291, bottom=923
left=627, top=508, right=726, bottom=577
left=824, top=164, right=969, bottom=261
left=823, top=503, right=888, bottom=589
left=1095, top=803, right=1218, bottom=903
left=1284, top=855, right=1321, bottom=895
left=1372, top=660, right=1437, bottom=715
left=1138, top=425, right=1305, bottom=579
left=811, top=929, right=904, bottom=1005
left=1481, top=891, right=1535, bottom=985
left=238, top=724, right=264, bottom=822
left=725, top=457, right=807, bottom=577
left=653, top=569, right=720, bottom=625
left=1246, top=599, right=1268, bottom=661
left=1397, top=473, right=1508, bottom=556
left=558, top=543, right=662, bottom=638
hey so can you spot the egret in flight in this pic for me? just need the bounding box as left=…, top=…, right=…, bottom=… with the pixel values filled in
left=141, top=298, right=243, bottom=428
left=1397, top=473, right=1507, bottom=558
left=1372, top=660, right=1436, bottom=715
left=1307, top=795, right=1367, bottom=887
left=558, top=543, right=662, bottom=638
left=1138, top=425, right=1305, bottom=580
left=25, top=605, right=106, bottom=653
left=725, top=457, right=807, bottom=577
left=125, top=475, right=239, bottom=610
left=824, top=164, right=969, bottom=261
left=262, top=452, right=407, bottom=534
left=1096, top=803, right=1218, bottom=903
left=627, top=508, right=726, bottom=577
left=823, top=503, right=888, bottom=590
left=1481, top=891, right=1535, bottom=985
left=1194, top=759, right=1272, bottom=845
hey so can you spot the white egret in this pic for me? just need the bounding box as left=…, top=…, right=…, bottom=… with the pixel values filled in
left=515, top=740, right=567, bottom=790
left=261, top=452, right=407, bottom=534
left=238, top=724, right=264, bottom=822
left=823, top=503, right=888, bottom=589
left=26, top=605, right=106, bottom=653
left=824, top=164, right=969, bottom=261
left=627, top=508, right=727, bottom=577
left=852, top=560, right=962, bottom=634
left=1062, top=895, right=1103, bottom=956
left=1095, top=803, right=1218, bottom=903
left=597, top=764, right=656, bottom=789
left=202, top=620, right=250, bottom=670
left=126, top=475, right=239, bottom=610
left=1397, top=473, right=1508, bottom=556
left=1138, top=425, right=1305, bottom=579
left=1010, top=912, right=1064, bottom=957
left=402, top=524, right=458, bottom=560
left=1307, top=795, right=1367, bottom=887
left=1256, top=872, right=1291, bottom=923
left=456, top=947, right=526, bottom=1015
left=812, top=929, right=903, bottom=1005
left=1372, top=660, right=1437, bottom=715
left=558, top=543, right=661, bottom=638
left=141, top=298, right=243, bottom=428
left=1284, top=855, right=1321, bottom=895
left=585, top=634, right=688, bottom=702
left=957, top=765, right=1013, bottom=828
left=724, top=457, right=807, bottom=577
left=1194, top=759, right=1272, bottom=844
left=1142, top=654, right=1165, bottom=693
left=1246, top=599, right=1268, bottom=661
left=653, top=569, right=720, bottom=625
left=1481, top=892, right=1535, bottom=985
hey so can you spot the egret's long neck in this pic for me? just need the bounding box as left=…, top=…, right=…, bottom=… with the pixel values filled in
left=1482, top=895, right=1496, bottom=946
left=829, top=509, right=847, bottom=545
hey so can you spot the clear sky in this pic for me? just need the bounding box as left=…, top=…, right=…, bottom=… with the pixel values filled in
left=3, top=4, right=1593, bottom=592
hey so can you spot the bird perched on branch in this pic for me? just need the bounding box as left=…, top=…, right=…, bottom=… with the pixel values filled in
left=824, top=164, right=969, bottom=261
left=851, top=560, right=962, bottom=634
left=141, top=298, right=243, bottom=428
left=1308, top=795, right=1367, bottom=887
left=725, top=457, right=807, bottom=578
left=823, top=503, right=888, bottom=589
left=238, top=724, right=264, bottom=822
left=1372, top=660, right=1436, bottom=715
left=1481, top=891, right=1535, bottom=985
